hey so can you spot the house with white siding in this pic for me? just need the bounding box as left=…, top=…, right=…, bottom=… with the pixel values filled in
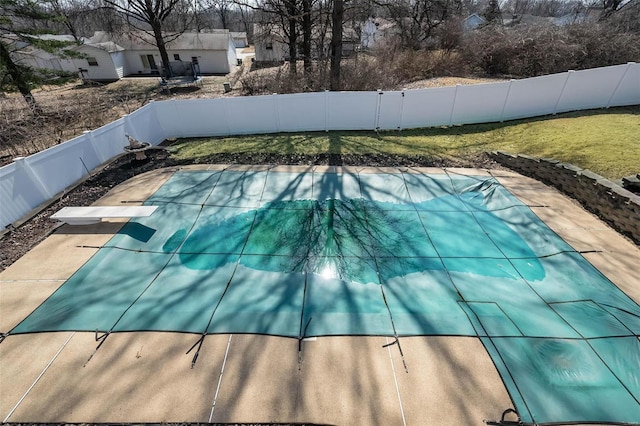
left=253, top=24, right=360, bottom=64
left=9, top=30, right=238, bottom=82
left=89, top=30, right=237, bottom=76
left=6, top=34, right=121, bottom=82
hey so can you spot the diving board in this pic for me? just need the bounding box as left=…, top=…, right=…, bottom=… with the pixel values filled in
left=51, top=206, right=158, bottom=225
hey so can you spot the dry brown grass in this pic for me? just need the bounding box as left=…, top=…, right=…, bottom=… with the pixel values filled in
left=0, top=71, right=242, bottom=165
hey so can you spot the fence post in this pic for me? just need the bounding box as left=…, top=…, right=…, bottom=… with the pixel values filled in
left=84, top=130, right=108, bottom=164
left=398, top=89, right=406, bottom=131
left=324, top=90, right=329, bottom=132
left=273, top=93, right=281, bottom=133
left=145, top=100, right=162, bottom=145
left=500, top=79, right=514, bottom=122
left=449, top=84, right=460, bottom=126
left=375, top=89, right=383, bottom=131
left=553, top=70, right=573, bottom=115
left=122, top=114, right=137, bottom=146
left=606, top=62, right=635, bottom=108
left=13, top=157, right=52, bottom=200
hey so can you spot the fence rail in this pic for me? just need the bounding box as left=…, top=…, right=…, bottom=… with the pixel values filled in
left=1, top=63, right=639, bottom=231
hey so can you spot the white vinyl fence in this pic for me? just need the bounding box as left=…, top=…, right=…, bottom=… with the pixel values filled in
left=1, top=63, right=639, bottom=231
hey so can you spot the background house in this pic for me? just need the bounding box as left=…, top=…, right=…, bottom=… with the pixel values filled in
left=360, top=18, right=396, bottom=49
left=253, top=24, right=288, bottom=63
left=89, top=30, right=237, bottom=76
left=8, top=34, right=124, bottom=82
left=9, top=30, right=238, bottom=82
left=253, top=23, right=362, bottom=64
left=462, top=13, right=487, bottom=31
left=231, top=32, right=248, bottom=48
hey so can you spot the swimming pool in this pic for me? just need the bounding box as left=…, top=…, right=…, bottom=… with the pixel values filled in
left=12, top=168, right=640, bottom=424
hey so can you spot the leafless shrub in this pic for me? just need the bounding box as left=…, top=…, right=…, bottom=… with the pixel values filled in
left=240, top=49, right=469, bottom=96
left=461, top=23, right=640, bottom=77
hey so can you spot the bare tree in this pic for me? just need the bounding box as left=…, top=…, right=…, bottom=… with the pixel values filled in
left=375, top=0, right=463, bottom=50
left=103, top=0, right=195, bottom=78
left=329, top=0, right=344, bottom=90
left=302, top=0, right=312, bottom=73
left=201, top=0, right=234, bottom=28
left=46, top=0, right=93, bottom=43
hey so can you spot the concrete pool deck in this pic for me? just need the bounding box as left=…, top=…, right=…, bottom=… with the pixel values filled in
left=1, top=165, right=639, bottom=425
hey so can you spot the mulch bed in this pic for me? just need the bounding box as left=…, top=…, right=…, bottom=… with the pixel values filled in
left=0, top=149, right=500, bottom=272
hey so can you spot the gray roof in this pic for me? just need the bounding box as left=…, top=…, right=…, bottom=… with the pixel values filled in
left=89, top=31, right=231, bottom=51
left=85, top=41, right=125, bottom=53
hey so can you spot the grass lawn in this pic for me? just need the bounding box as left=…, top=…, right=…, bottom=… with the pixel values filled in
left=168, top=106, right=640, bottom=181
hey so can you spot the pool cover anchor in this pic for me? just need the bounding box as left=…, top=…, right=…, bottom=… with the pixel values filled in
left=383, top=336, right=408, bottom=373
left=94, top=329, right=110, bottom=349
left=484, top=408, right=524, bottom=426
left=187, top=333, right=206, bottom=369
left=82, top=330, right=111, bottom=368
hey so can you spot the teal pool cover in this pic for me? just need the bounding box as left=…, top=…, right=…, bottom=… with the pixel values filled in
left=11, top=169, right=640, bottom=424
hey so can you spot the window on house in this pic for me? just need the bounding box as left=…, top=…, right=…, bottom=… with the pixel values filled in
left=266, top=42, right=273, bottom=50
left=173, top=54, right=181, bottom=60
left=87, top=57, right=98, bottom=66
left=141, top=54, right=150, bottom=68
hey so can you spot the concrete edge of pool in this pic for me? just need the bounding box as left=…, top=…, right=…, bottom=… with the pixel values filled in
left=1, top=165, right=638, bottom=426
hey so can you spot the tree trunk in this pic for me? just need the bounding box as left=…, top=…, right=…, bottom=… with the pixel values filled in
left=0, top=41, right=39, bottom=112
left=151, top=20, right=172, bottom=78
left=302, top=0, right=312, bottom=75
left=330, top=0, right=344, bottom=91
left=286, top=0, right=297, bottom=75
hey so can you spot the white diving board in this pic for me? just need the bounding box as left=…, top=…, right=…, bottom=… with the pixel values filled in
left=51, top=206, right=158, bottom=225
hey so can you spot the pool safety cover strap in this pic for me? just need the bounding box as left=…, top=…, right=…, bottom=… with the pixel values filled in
left=12, top=169, right=640, bottom=424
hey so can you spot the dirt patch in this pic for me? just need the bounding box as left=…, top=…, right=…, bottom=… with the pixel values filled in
left=0, top=150, right=501, bottom=272
left=401, top=77, right=507, bottom=90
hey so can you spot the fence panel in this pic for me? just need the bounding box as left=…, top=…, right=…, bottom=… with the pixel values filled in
left=556, top=65, right=630, bottom=113
left=451, top=82, right=511, bottom=125
left=377, top=91, right=404, bottom=130
left=24, top=133, right=99, bottom=198
left=90, top=118, right=127, bottom=162
left=226, top=96, right=279, bottom=135
left=163, top=99, right=231, bottom=138
left=126, top=103, right=167, bottom=144
left=326, top=92, right=378, bottom=130
left=0, top=163, right=46, bottom=229
left=609, top=63, right=640, bottom=107
left=151, top=100, right=185, bottom=137
left=276, top=93, right=326, bottom=132
left=400, top=87, right=456, bottom=129
left=502, top=74, right=569, bottom=121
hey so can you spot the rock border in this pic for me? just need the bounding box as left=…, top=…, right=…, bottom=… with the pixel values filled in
left=490, top=151, right=640, bottom=245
